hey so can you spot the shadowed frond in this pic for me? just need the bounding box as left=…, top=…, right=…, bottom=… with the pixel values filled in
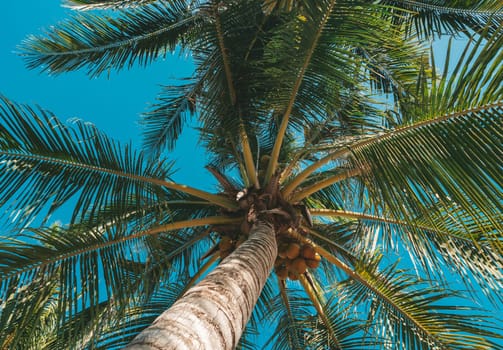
left=301, top=285, right=376, bottom=349
left=0, top=273, right=59, bottom=349
left=20, top=1, right=198, bottom=77
left=92, top=288, right=183, bottom=349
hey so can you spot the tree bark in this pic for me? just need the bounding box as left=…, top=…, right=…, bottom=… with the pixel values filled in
left=125, top=219, right=277, bottom=350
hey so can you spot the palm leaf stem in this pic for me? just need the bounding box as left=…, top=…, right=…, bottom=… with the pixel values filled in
left=0, top=150, right=237, bottom=209
left=179, top=252, right=219, bottom=297
left=275, top=279, right=304, bottom=349
left=243, top=16, right=267, bottom=62
left=63, top=0, right=158, bottom=10
left=278, top=279, right=294, bottom=325
left=301, top=226, right=356, bottom=261
left=213, top=2, right=259, bottom=188
left=280, top=107, right=352, bottom=185
left=298, top=273, right=341, bottom=349
left=240, top=123, right=260, bottom=189
left=0, top=216, right=240, bottom=284
left=279, top=149, right=308, bottom=185
left=288, top=168, right=361, bottom=202
left=264, top=0, right=337, bottom=185
left=213, top=1, right=236, bottom=106
left=282, top=101, right=503, bottom=197
left=309, top=209, right=471, bottom=239
left=227, top=134, right=250, bottom=187
left=288, top=229, right=443, bottom=346
left=398, top=0, right=503, bottom=16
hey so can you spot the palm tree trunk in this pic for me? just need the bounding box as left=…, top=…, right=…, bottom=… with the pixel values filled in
left=125, top=219, right=277, bottom=350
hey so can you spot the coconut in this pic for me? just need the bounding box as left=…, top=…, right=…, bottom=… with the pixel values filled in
left=301, top=244, right=316, bottom=259
left=285, top=243, right=301, bottom=260
left=290, top=257, right=308, bottom=274
left=305, top=258, right=320, bottom=268
left=278, top=242, right=290, bottom=259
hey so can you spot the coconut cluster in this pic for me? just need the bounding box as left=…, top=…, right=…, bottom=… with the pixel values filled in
left=275, top=240, right=321, bottom=280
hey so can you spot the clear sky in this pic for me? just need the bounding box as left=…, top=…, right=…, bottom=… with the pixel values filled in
left=0, top=0, right=209, bottom=189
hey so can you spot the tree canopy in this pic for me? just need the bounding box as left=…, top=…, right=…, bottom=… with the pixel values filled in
left=1, top=0, right=502, bottom=349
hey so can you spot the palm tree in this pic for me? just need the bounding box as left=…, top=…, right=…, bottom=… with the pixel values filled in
left=1, top=0, right=502, bottom=348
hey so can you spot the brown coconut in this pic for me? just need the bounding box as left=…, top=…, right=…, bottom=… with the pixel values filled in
left=290, top=257, right=308, bottom=274
left=301, top=244, right=316, bottom=259
left=286, top=243, right=301, bottom=260
left=306, top=258, right=320, bottom=268
left=278, top=242, right=290, bottom=259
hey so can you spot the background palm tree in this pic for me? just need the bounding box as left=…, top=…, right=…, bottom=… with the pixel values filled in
left=1, top=0, right=502, bottom=348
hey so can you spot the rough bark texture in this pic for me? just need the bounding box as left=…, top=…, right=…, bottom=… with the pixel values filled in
left=125, top=219, right=277, bottom=350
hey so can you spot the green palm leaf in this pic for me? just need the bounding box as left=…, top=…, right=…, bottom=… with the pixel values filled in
left=64, top=0, right=160, bottom=10
left=380, top=0, right=503, bottom=38
left=350, top=103, right=503, bottom=239
left=20, top=1, right=198, bottom=77
left=92, top=286, right=184, bottom=349
left=339, top=253, right=503, bottom=349
left=313, top=209, right=503, bottom=304
left=141, top=80, right=199, bottom=154
left=263, top=287, right=311, bottom=350
left=0, top=218, right=218, bottom=349
left=0, top=95, right=174, bottom=226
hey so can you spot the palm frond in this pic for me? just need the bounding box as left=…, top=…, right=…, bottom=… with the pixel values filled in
left=0, top=95, right=175, bottom=226
left=64, top=0, right=160, bottom=10
left=0, top=273, right=59, bottom=349
left=301, top=286, right=377, bottom=349
left=312, top=209, right=503, bottom=305
left=264, top=0, right=339, bottom=183
left=0, top=96, right=237, bottom=227
left=141, top=80, right=198, bottom=155
left=20, top=1, right=198, bottom=77
left=0, top=216, right=225, bottom=348
left=349, top=103, right=503, bottom=242
left=380, top=0, right=503, bottom=39
left=263, top=287, right=311, bottom=350
left=338, top=253, right=503, bottom=349
left=92, top=284, right=185, bottom=349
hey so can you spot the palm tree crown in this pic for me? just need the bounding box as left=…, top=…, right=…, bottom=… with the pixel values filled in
left=1, top=0, right=502, bottom=348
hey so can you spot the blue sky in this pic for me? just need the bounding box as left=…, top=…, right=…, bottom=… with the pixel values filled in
left=1, top=1, right=208, bottom=189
